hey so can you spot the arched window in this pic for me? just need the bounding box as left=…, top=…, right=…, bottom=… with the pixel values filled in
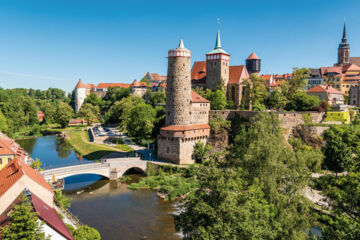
left=231, top=86, right=236, bottom=102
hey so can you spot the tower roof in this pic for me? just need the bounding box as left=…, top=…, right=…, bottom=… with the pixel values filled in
left=178, top=38, right=185, bottom=49
left=207, top=20, right=228, bottom=55
left=247, top=52, right=260, bottom=60
left=168, top=38, right=191, bottom=57
left=339, top=21, right=349, bottom=49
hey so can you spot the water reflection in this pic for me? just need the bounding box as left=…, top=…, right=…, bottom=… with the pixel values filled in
left=65, top=175, right=180, bottom=240
left=17, top=135, right=91, bottom=169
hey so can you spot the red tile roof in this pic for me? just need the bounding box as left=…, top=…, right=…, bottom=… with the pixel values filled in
left=96, top=83, right=131, bottom=89
left=342, top=64, right=360, bottom=72
left=229, top=65, right=249, bottom=84
left=191, top=61, right=207, bottom=84
left=161, top=124, right=210, bottom=131
left=191, top=91, right=210, bottom=103
left=0, top=158, right=53, bottom=198
left=247, top=52, right=260, bottom=60
left=75, top=80, right=94, bottom=89
left=32, top=194, right=74, bottom=240
left=0, top=133, right=19, bottom=156
left=148, top=73, right=167, bottom=81
left=131, top=80, right=148, bottom=87
left=307, top=85, right=342, bottom=94
left=320, top=67, right=342, bottom=77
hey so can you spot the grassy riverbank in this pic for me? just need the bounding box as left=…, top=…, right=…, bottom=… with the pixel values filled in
left=65, top=130, right=133, bottom=160
left=128, top=164, right=198, bottom=201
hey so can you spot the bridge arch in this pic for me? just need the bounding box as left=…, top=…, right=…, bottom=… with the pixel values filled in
left=61, top=172, right=110, bottom=179
left=122, top=167, right=146, bottom=176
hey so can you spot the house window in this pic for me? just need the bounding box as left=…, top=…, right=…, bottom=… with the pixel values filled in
left=167, top=147, right=169, bottom=153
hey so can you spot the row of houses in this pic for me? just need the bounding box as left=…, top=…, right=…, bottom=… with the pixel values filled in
left=0, top=132, right=74, bottom=239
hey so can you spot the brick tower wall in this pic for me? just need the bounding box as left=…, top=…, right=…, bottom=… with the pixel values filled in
left=166, top=55, right=192, bottom=125
left=206, top=57, right=229, bottom=90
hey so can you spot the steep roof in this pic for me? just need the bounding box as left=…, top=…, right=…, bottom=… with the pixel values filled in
left=247, top=52, right=260, bottom=60
left=96, top=83, right=131, bottom=89
left=131, top=80, right=147, bottom=87
left=191, top=91, right=210, bottom=103
left=32, top=194, right=74, bottom=240
left=320, top=66, right=342, bottom=77
left=75, top=79, right=93, bottom=89
left=342, top=64, right=360, bottom=72
left=307, top=85, right=342, bottom=94
left=229, top=65, right=249, bottom=84
left=0, top=158, right=53, bottom=198
left=161, top=124, right=210, bottom=131
left=191, top=61, right=206, bottom=84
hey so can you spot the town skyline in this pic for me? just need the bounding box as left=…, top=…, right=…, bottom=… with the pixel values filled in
left=0, top=0, right=360, bottom=92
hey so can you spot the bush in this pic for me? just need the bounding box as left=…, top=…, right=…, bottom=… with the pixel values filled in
left=54, top=190, right=71, bottom=210
left=73, top=225, right=101, bottom=240
left=302, top=113, right=312, bottom=124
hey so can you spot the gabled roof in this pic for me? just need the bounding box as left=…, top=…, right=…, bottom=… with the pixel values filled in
left=247, top=52, right=260, bottom=60
left=320, top=66, right=342, bottom=77
left=307, top=85, right=342, bottom=94
left=32, top=194, right=74, bottom=240
left=0, top=158, right=53, bottom=198
left=191, top=61, right=206, bottom=84
left=96, top=83, right=131, bottom=89
left=191, top=91, right=210, bottom=103
left=342, top=64, right=360, bottom=72
left=229, top=65, right=249, bottom=84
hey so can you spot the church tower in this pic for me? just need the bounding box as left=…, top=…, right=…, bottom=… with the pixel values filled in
left=337, top=22, right=350, bottom=66
left=206, top=22, right=230, bottom=90
left=165, top=39, right=192, bottom=125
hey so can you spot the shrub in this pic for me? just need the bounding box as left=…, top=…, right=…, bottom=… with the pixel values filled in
left=73, top=225, right=101, bottom=240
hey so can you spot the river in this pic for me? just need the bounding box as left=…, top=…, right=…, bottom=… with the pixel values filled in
left=18, top=135, right=180, bottom=240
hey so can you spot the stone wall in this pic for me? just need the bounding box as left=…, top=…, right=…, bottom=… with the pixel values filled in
left=209, top=110, right=326, bottom=140
left=191, top=102, right=210, bottom=125
left=206, top=58, right=229, bottom=90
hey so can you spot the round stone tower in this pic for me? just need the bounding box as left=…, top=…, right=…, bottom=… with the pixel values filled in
left=166, top=39, right=192, bottom=125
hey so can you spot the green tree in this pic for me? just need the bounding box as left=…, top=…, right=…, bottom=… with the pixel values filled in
left=41, top=102, right=57, bottom=124
left=286, top=68, right=311, bottom=97
left=56, top=102, right=74, bottom=128
left=54, top=190, right=71, bottom=210
left=266, top=89, right=287, bottom=110
left=127, top=103, right=156, bottom=142
left=285, top=91, right=320, bottom=111
left=149, top=91, right=166, bottom=106
left=1, top=194, right=48, bottom=240
left=193, top=142, right=211, bottom=163
left=83, top=94, right=105, bottom=110
left=177, top=113, right=314, bottom=239
left=0, top=110, right=8, bottom=133
left=244, top=74, right=269, bottom=111
left=140, top=77, right=150, bottom=86
left=77, top=103, right=100, bottom=124
left=73, top=225, right=101, bottom=240
left=30, top=158, right=42, bottom=170
left=209, top=89, right=227, bottom=110
left=323, top=130, right=353, bottom=174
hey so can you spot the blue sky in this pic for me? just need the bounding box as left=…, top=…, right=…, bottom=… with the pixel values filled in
left=0, top=0, right=360, bottom=93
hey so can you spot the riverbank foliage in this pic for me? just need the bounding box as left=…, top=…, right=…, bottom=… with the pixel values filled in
left=128, top=164, right=198, bottom=201
left=176, top=113, right=316, bottom=239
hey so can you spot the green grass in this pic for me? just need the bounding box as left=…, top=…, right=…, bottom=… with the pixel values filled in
left=128, top=172, right=198, bottom=201
left=65, top=130, right=131, bottom=160
left=116, top=144, right=134, bottom=152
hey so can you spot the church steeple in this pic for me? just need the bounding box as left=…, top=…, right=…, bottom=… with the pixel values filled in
left=337, top=21, right=350, bottom=66
left=215, top=20, right=222, bottom=49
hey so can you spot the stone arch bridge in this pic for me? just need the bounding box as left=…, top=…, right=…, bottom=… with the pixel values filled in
left=41, top=158, right=147, bottom=181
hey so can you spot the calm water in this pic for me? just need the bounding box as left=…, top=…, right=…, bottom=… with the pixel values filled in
left=18, top=135, right=92, bottom=169
left=18, top=136, right=180, bottom=240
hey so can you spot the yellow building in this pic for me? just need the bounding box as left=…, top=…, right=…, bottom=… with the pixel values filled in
left=340, top=64, right=360, bottom=96
left=0, top=132, right=21, bottom=170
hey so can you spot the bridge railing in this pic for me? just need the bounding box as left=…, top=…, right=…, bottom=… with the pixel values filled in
left=41, top=163, right=111, bottom=177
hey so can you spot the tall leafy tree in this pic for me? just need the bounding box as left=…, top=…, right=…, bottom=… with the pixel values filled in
left=56, top=102, right=74, bottom=128
left=127, top=103, right=156, bottom=142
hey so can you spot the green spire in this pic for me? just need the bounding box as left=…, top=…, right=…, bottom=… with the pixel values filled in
left=215, top=19, right=222, bottom=49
